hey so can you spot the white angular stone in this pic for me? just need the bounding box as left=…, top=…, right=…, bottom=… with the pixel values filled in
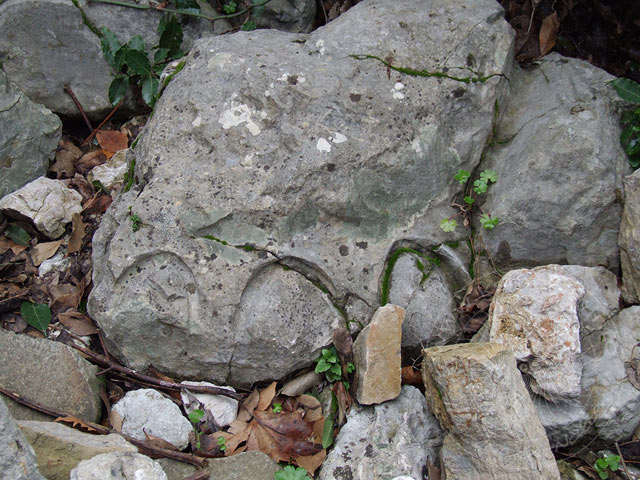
left=0, top=177, right=82, bottom=238
left=488, top=266, right=585, bottom=400
left=180, top=381, right=238, bottom=427
left=87, top=149, right=130, bottom=190
left=112, top=389, right=192, bottom=450
left=70, top=452, right=167, bottom=480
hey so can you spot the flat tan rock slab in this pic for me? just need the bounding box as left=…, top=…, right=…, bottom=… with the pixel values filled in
left=422, top=343, right=560, bottom=480
left=353, top=304, right=404, bottom=405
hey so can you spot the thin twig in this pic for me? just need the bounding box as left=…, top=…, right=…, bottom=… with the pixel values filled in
left=88, top=0, right=271, bottom=21
left=0, top=384, right=207, bottom=468
left=81, top=98, right=124, bottom=146
left=67, top=342, right=245, bottom=401
left=616, top=441, right=633, bottom=480
left=64, top=85, right=94, bottom=133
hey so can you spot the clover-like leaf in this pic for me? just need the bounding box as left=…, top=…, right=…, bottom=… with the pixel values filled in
left=440, top=218, right=457, bottom=232
left=480, top=213, right=499, bottom=230
left=479, top=169, right=497, bottom=184
left=464, top=196, right=475, bottom=205
left=188, top=408, right=204, bottom=424
left=274, top=465, right=311, bottom=480
left=473, top=179, right=488, bottom=194
left=454, top=169, right=470, bottom=184
left=315, top=359, right=331, bottom=373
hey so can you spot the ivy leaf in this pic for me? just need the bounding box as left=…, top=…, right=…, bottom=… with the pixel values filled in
left=141, top=75, right=159, bottom=107
left=464, top=196, right=475, bottom=205
left=113, top=46, right=128, bottom=72
left=5, top=225, right=31, bottom=246
left=479, top=169, right=497, bottom=184
left=473, top=179, right=488, bottom=194
left=440, top=218, right=457, bottom=232
left=251, top=0, right=265, bottom=17
left=127, top=35, right=146, bottom=52
left=315, top=359, right=331, bottom=373
left=157, top=14, right=183, bottom=57
left=124, top=49, right=152, bottom=77
left=241, top=19, right=257, bottom=31
left=480, top=214, right=499, bottom=230
left=108, top=76, right=129, bottom=105
left=454, top=169, right=470, bottom=184
left=154, top=48, right=170, bottom=65
left=100, top=27, right=121, bottom=69
left=274, top=465, right=310, bottom=480
left=322, top=412, right=334, bottom=449
left=610, top=78, right=640, bottom=104
left=20, top=301, right=51, bottom=336
left=188, top=408, right=204, bottom=424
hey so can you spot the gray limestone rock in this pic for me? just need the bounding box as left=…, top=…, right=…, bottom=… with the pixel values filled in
left=477, top=53, right=630, bottom=272
left=256, top=0, right=316, bottom=33
left=0, top=329, right=102, bottom=423
left=0, top=398, right=45, bottom=480
left=620, top=168, right=640, bottom=302
left=111, top=389, right=193, bottom=450
left=317, top=386, right=443, bottom=480
left=0, top=69, right=61, bottom=198
left=422, top=343, right=560, bottom=480
left=18, top=420, right=137, bottom=480
left=208, top=452, right=280, bottom=480
left=70, top=452, right=167, bottom=480
left=89, top=0, right=515, bottom=385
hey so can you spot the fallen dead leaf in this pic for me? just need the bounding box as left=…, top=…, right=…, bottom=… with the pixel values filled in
left=401, top=365, right=423, bottom=386
left=67, top=213, right=86, bottom=254
left=539, top=12, right=560, bottom=57
left=143, top=429, right=179, bottom=450
left=30, top=240, right=62, bottom=266
left=50, top=150, right=77, bottom=179
left=54, top=415, right=98, bottom=433
left=50, top=283, right=83, bottom=313
left=296, top=449, right=326, bottom=476
left=58, top=311, right=98, bottom=336
left=257, top=382, right=277, bottom=411
left=59, top=137, right=83, bottom=158
left=76, top=150, right=107, bottom=175
left=96, top=130, right=128, bottom=159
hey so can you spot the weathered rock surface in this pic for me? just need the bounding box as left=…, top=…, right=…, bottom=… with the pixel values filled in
left=87, top=149, right=130, bottom=191
left=0, top=177, right=83, bottom=239
left=256, top=0, right=316, bottom=33
left=422, top=343, right=560, bottom=480
left=70, top=452, right=167, bottom=480
left=318, top=386, right=443, bottom=480
left=111, top=389, right=192, bottom=450
left=180, top=381, right=238, bottom=427
left=0, top=329, right=102, bottom=423
left=0, top=69, right=61, bottom=198
left=208, top=452, right=280, bottom=480
left=0, top=398, right=45, bottom=480
left=620, top=168, right=640, bottom=302
left=89, top=0, right=515, bottom=384
left=0, top=0, right=217, bottom=119
left=387, top=252, right=459, bottom=352
left=353, top=304, right=404, bottom=405
left=488, top=265, right=585, bottom=400
left=477, top=53, right=630, bottom=272
left=18, top=420, right=136, bottom=480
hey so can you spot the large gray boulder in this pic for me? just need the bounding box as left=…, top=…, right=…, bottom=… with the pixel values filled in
left=0, top=0, right=217, bottom=120
left=256, top=0, right=316, bottom=33
left=318, top=386, right=443, bottom=480
left=0, top=398, right=45, bottom=480
left=476, top=53, right=630, bottom=272
left=89, top=0, right=515, bottom=386
left=0, top=69, right=61, bottom=198
left=620, top=168, right=640, bottom=302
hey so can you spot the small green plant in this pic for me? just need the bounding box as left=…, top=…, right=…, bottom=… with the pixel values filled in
left=128, top=206, right=142, bottom=232
left=188, top=408, right=205, bottom=450
left=440, top=169, right=499, bottom=232
left=20, top=301, right=51, bottom=337
left=4, top=225, right=31, bottom=246
left=272, top=402, right=283, bottom=413
left=217, top=436, right=226, bottom=452
left=222, top=0, right=237, bottom=14
left=315, top=346, right=343, bottom=382
left=593, top=454, right=620, bottom=479
left=346, top=362, right=355, bottom=374
left=274, top=465, right=311, bottom=480
left=610, top=78, right=640, bottom=169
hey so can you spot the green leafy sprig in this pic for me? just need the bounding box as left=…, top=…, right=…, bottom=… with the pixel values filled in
left=610, top=78, right=640, bottom=169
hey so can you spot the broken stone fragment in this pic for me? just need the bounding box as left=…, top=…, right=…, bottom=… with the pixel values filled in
left=0, top=177, right=82, bottom=239
left=180, top=381, right=238, bottom=427
left=87, top=149, right=130, bottom=191
left=353, top=304, right=404, bottom=405
left=422, top=343, right=560, bottom=480
left=488, top=265, right=585, bottom=401
left=70, top=452, right=167, bottom=480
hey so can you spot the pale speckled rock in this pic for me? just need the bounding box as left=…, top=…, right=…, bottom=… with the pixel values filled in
left=318, top=386, right=442, bottom=480
left=207, top=452, right=280, bottom=480
left=422, top=343, right=560, bottom=480
left=88, top=0, right=515, bottom=385
left=0, top=329, right=102, bottom=423
left=620, top=169, right=640, bottom=302
left=180, top=381, right=238, bottom=427
left=18, top=421, right=136, bottom=480
left=488, top=266, right=585, bottom=400
left=111, top=389, right=192, bottom=450
left=0, top=177, right=82, bottom=238
left=0, top=398, right=45, bottom=480
left=353, top=304, right=404, bottom=405
left=87, top=149, right=130, bottom=190
left=70, top=452, right=167, bottom=480
left=0, top=69, right=61, bottom=198
left=387, top=252, right=459, bottom=352
left=476, top=53, right=630, bottom=273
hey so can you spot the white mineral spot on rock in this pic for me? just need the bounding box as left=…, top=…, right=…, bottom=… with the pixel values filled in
left=393, top=91, right=405, bottom=100
left=192, top=116, right=201, bottom=127
left=264, top=90, right=270, bottom=97
left=410, top=138, right=422, bottom=155
left=219, top=104, right=261, bottom=135
left=316, top=39, right=326, bottom=55
left=297, top=76, right=306, bottom=83
left=260, top=111, right=267, bottom=119
left=317, top=138, right=332, bottom=152
left=269, top=82, right=274, bottom=88
left=208, top=52, right=232, bottom=69
left=394, top=82, right=404, bottom=90
left=246, top=120, right=261, bottom=136
left=277, top=73, right=290, bottom=82
left=331, top=132, right=347, bottom=143
left=241, top=153, right=254, bottom=167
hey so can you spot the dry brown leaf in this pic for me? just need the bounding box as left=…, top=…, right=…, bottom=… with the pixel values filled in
left=332, top=327, right=353, bottom=362
left=539, top=12, right=560, bottom=57
left=0, top=236, right=28, bottom=255
left=401, top=365, right=423, bottom=386
left=255, top=411, right=312, bottom=440
left=30, top=240, right=62, bottom=266
left=96, top=130, right=128, bottom=159
left=296, top=449, right=326, bottom=476
left=76, top=150, right=107, bottom=175
left=70, top=173, right=95, bottom=201
left=257, top=382, right=277, bottom=411
left=110, top=409, right=123, bottom=432
left=304, top=406, right=324, bottom=423
left=297, top=394, right=321, bottom=410
left=143, top=428, right=178, bottom=451
left=54, top=415, right=98, bottom=432
left=59, top=138, right=83, bottom=158
left=67, top=213, right=86, bottom=254
left=50, top=283, right=83, bottom=313
left=332, top=381, right=351, bottom=427
left=240, top=388, right=260, bottom=419
left=58, top=311, right=98, bottom=335
left=50, top=150, right=77, bottom=179
left=224, top=422, right=251, bottom=455
left=82, top=194, right=112, bottom=215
